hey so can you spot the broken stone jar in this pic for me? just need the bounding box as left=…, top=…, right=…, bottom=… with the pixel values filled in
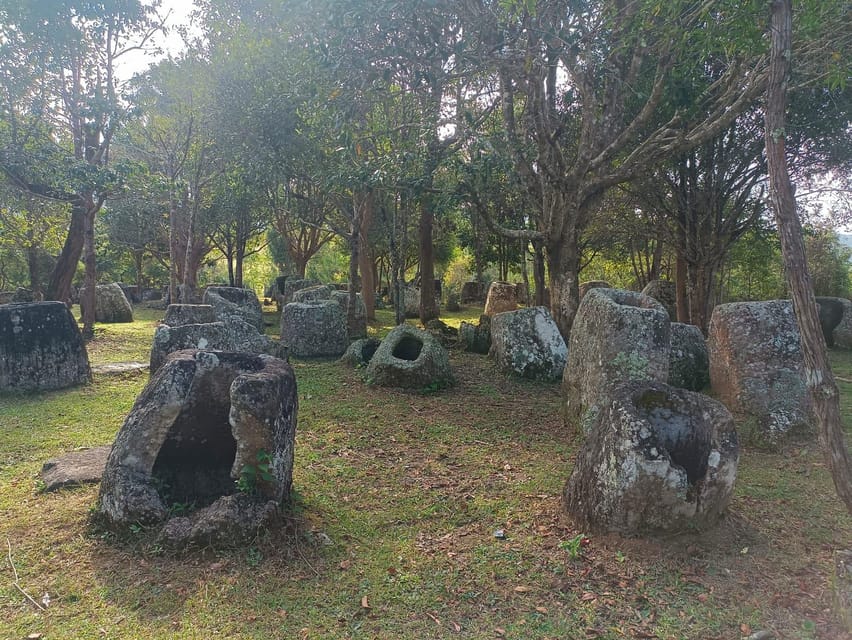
left=97, top=349, right=297, bottom=546
left=564, top=380, right=738, bottom=535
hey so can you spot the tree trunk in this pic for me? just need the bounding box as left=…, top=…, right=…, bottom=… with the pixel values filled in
left=533, top=240, right=547, bottom=306
left=26, top=245, right=41, bottom=296
left=520, top=239, right=530, bottom=306
left=766, top=0, right=852, bottom=513
left=81, top=205, right=97, bottom=338
left=181, top=203, right=197, bottom=303
left=675, top=252, right=689, bottom=324
left=168, top=193, right=180, bottom=304
left=686, top=261, right=716, bottom=335
left=358, top=192, right=376, bottom=320
left=133, top=251, right=144, bottom=292
left=546, top=230, right=581, bottom=342
left=46, top=200, right=87, bottom=303
left=348, top=194, right=364, bottom=337
left=418, top=194, right=439, bottom=323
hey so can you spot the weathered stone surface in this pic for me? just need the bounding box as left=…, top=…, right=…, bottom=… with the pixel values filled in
left=163, top=304, right=217, bottom=327
left=293, top=284, right=334, bottom=303
left=150, top=319, right=285, bottom=374
left=641, top=280, right=677, bottom=321
left=280, top=301, right=348, bottom=358
left=459, top=314, right=491, bottom=354
left=834, top=550, right=852, bottom=633
left=817, top=296, right=852, bottom=348
left=97, top=350, right=297, bottom=544
left=80, top=283, right=134, bottom=323
left=424, top=319, right=458, bottom=347
left=339, top=337, right=381, bottom=368
left=158, top=494, right=279, bottom=548
left=365, top=324, right=454, bottom=389
left=330, top=290, right=367, bottom=339
left=41, top=446, right=111, bottom=492
left=13, top=287, right=38, bottom=302
left=669, top=323, right=710, bottom=392
left=118, top=283, right=142, bottom=303
left=708, top=300, right=811, bottom=443
left=460, top=281, right=487, bottom=304
left=445, top=292, right=461, bottom=312
left=564, top=381, right=739, bottom=535
left=281, top=278, right=321, bottom=305
left=402, top=286, right=421, bottom=318
left=484, top=281, right=518, bottom=316
left=92, top=362, right=148, bottom=376
left=515, top=282, right=529, bottom=305
left=563, top=288, right=670, bottom=429
left=490, top=306, right=567, bottom=381
left=203, top=286, right=263, bottom=332
left=0, top=302, right=91, bottom=392
left=579, top=281, right=610, bottom=300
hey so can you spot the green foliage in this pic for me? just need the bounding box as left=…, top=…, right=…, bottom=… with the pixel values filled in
left=803, top=226, right=851, bottom=298
left=237, top=449, right=274, bottom=494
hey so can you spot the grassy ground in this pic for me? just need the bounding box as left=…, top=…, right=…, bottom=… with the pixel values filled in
left=1, top=305, right=850, bottom=639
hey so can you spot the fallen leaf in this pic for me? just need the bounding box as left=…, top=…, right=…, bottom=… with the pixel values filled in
left=339, top=559, right=352, bottom=570
left=697, top=593, right=709, bottom=603
left=495, top=628, right=506, bottom=636
left=426, top=612, right=441, bottom=625
left=535, top=606, right=548, bottom=614
left=26, top=635, right=43, bottom=640
left=361, top=595, right=370, bottom=609
left=514, top=585, right=532, bottom=593
left=740, top=623, right=752, bottom=635
left=581, top=592, right=597, bottom=601
left=451, top=621, right=461, bottom=632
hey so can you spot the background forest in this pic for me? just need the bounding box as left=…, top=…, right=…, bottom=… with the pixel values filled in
left=0, top=0, right=850, bottom=336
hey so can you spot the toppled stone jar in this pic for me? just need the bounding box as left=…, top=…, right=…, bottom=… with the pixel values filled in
left=564, top=381, right=738, bottom=535
left=97, top=350, right=297, bottom=547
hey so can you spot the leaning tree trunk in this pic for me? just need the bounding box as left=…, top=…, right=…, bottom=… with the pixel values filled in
left=685, top=261, right=717, bottom=335
left=532, top=240, right=547, bottom=306
left=766, top=0, right=852, bottom=513
left=46, top=200, right=87, bottom=303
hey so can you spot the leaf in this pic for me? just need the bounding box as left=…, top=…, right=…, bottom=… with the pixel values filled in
left=361, top=595, right=370, bottom=609
left=580, top=592, right=597, bottom=601
left=514, top=585, right=531, bottom=593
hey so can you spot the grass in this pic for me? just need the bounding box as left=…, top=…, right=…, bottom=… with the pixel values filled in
left=1, top=304, right=850, bottom=639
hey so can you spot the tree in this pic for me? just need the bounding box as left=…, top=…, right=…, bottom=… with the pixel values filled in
left=468, top=0, right=769, bottom=339
left=0, top=1, right=161, bottom=335
left=765, top=0, right=852, bottom=513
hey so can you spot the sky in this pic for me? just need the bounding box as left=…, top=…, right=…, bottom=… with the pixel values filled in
left=114, top=0, right=196, bottom=82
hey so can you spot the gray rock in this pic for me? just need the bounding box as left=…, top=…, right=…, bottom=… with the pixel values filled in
left=818, top=296, right=852, bottom=348
left=281, top=278, right=321, bottom=305
left=163, top=304, right=217, bottom=327
left=459, top=314, right=491, bottom=354
left=641, top=280, right=677, bottom=321
left=579, top=281, right=610, bottom=300
left=280, top=301, right=348, bottom=358
left=158, top=494, right=279, bottom=548
left=0, top=302, right=91, bottom=392
left=460, top=281, right=487, bottom=304
left=669, top=323, right=709, bottom=391
left=489, top=306, right=567, bottom=381
left=330, top=290, right=367, bottom=339
left=150, top=319, right=285, bottom=374
left=564, top=381, right=739, bottom=535
left=563, top=288, right=670, bottom=429
left=402, top=286, right=421, bottom=318
left=484, top=281, right=517, bottom=316
left=80, top=283, right=133, bottom=323
left=339, top=338, right=381, bottom=368
left=97, top=350, right=297, bottom=544
left=708, top=300, right=811, bottom=444
left=293, top=284, right=334, bottom=303
left=203, top=286, right=263, bottom=332
left=41, top=446, right=111, bottom=492
left=424, top=318, right=458, bottom=347
left=365, top=324, right=454, bottom=389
